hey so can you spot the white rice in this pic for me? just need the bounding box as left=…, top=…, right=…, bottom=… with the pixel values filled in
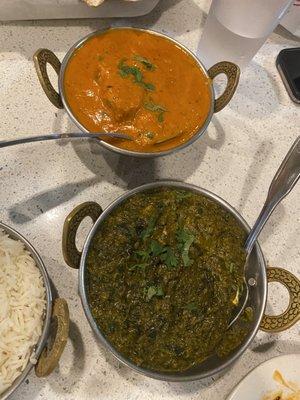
left=0, top=230, right=46, bottom=395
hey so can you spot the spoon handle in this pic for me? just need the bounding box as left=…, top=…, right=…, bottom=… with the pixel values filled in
left=0, top=132, right=130, bottom=148
left=245, top=136, right=300, bottom=253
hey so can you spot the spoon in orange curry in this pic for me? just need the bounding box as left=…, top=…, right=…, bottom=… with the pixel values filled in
left=0, top=132, right=133, bottom=148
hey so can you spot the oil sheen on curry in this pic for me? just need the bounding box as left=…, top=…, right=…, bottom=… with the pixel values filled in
left=86, top=188, right=252, bottom=372
left=63, top=29, right=212, bottom=153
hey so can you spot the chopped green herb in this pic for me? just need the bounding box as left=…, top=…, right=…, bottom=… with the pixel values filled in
left=134, top=250, right=150, bottom=261
left=150, top=240, right=165, bottom=257
left=157, top=112, right=164, bottom=123
left=119, top=69, right=127, bottom=78
left=98, top=55, right=104, bottom=61
left=129, top=263, right=148, bottom=271
left=134, top=239, right=178, bottom=269
left=133, top=55, right=156, bottom=71
left=144, top=101, right=167, bottom=113
left=175, top=191, right=193, bottom=201
left=108, top=322, right=116, bottom=333
left=118, top=59, right=155, bottom=91
left=139, top=206, right=164, bottom=241
left=145, top=132, right=154, bottom=139
left=118, top=60, right=142, bottom=81
left=140, top=214, right=158, bottom=241
left=160, top=247, right=178, bottom=268
left=177, top=229, right=195, bottom=266
left=118, top=58, right=127, bottom=68
left=228, top=262, right=235, bottom=274
left=184, top=302, right=198, bottom=312
left=135, top=69, right=143, bottom=82
left=242, top=306, right=254, bottom=322
left=197, top=206, right=203, bottom=215
left=146, top=285, right=164, bottom=301
left=232, top=283, right=244, bottom=306
left=149, top=240, right=178, bottom=268
left=144, top=101, right=167, bottom=123
left=141, top=82, right=155, bottom=91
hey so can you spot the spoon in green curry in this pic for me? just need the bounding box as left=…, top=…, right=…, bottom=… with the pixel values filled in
left=0, top=132, right=133, bottom=148
left=229, top=136, right=300, bottom=328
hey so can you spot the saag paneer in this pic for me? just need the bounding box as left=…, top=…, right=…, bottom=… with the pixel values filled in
left=86, top=188, right=249, bottom=372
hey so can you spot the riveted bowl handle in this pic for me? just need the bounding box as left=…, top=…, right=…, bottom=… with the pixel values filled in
left=208, top=61, right=240, bottom=113
left=260, top=267, right=300, bottom=332
left=62, top=202, right=103, bottom=269
left=35, top=298, right=69, bottom=377
left=33, top=48, right=63, bottom=109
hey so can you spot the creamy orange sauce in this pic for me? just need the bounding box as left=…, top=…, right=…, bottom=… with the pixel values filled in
left=63, top=28, right=212, bottom=153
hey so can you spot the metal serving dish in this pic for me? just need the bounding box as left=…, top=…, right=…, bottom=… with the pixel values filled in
left=0, top=222, right=69, bottom=400
left=61, top=181, right=300, bottom=382
left=33, top=27, right=240, bottom=158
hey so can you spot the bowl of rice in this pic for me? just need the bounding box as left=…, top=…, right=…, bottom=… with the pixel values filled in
left=0, top=222, right=69, bottom=399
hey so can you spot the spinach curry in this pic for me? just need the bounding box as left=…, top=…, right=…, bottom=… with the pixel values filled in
left=63, top=29, right=212, bottom=153
left=86, top=188, right=251, bottom=372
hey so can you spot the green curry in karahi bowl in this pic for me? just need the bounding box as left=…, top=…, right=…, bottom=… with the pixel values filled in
left=85, top=187, right=252, bottom=372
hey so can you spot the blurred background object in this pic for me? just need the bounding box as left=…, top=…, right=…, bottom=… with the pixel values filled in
left=0, top=0, right=160, bottom=20
left=280, top=1, right=300, bottom=38
left=198, top=0, right=294, bottom=69
left=276, top=47, right=300, bottom=103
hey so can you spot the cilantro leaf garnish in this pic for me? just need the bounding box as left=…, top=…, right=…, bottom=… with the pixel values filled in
left=141, top=82, right=155, bottom=91
left=157, top=112, right=164, bottom=123
left=118, top=59, right=155, bottom=91
left=184, top=302, right=199, bottom=312
left=149, top=240, right=178, bottom=268
left=140, top=215, right=157, bottom=241
left=175, top=191, right=192, bottom=201
left=150, top=240, right=165, bottom=257
left=176, top=229, right=195, bottom=266
left=144, top=102, right=167, bottom=113
left=146, top=285, right=164, bottom=301
left=160, top=247, right=178, bottom=268
left=132, top=239, right=178, bottom=270
left=133, top=55, right=156, bottom=71
left=144, top=101, right=167, bottom=123
left=134, top=250, right=150, bottom=260
left=128, top=263, right=148, bottom=272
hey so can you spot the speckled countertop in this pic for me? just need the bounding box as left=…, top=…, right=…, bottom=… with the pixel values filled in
left=0, top=1, right=299, bottom=399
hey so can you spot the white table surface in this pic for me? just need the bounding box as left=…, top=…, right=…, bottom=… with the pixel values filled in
left=0, top=1, right=299, bottom=399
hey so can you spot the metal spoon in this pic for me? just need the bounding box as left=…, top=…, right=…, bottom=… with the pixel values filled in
left=154, top=132, right=183, bottom=145
left=229, top=136, right=300, bottom=328
left=0, top=132, right=133, bottom=148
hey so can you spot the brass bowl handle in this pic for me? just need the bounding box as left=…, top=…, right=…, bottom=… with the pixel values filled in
left=208, top=61, right=240, bottom=113
left=35, top=298, right=69, bottom=377
left=260, top=267, right=300, bottom=333
left=33, top=48, right=63, bottom=109
left=62, top=202, right=103, bottom=269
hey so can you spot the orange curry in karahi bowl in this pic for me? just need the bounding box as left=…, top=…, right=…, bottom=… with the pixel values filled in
left=63, top=28, right=212, bottom=153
